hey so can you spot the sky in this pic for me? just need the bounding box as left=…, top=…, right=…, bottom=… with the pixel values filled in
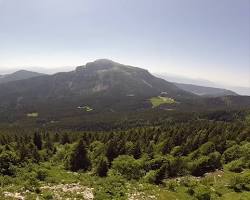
left=0, top=0, right=249, bottom=87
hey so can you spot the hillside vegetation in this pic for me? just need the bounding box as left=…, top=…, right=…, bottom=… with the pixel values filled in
left=0, top=60, right=249, bottom=125
left=0, top=110, right=249, bottom=199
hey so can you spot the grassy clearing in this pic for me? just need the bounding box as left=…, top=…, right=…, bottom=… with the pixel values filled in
left=150, top=96, right=175, bottom=108
left=27, top=112, right=39, bottom=117
left=78, top=106, right=94, bottom=112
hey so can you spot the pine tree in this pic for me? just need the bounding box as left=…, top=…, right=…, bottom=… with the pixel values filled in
left=133, top=142, right=142, bottom=159
left=106, top=140, right=117, bottom=163
left=61, top=132, right=70, bottom=145
left=28, top=143, right=40, bottom=163
left=33, top=132, right=42, bottom=150
left=147, top=141, right=154, bottom=159
left=53, top=133, right=60, bottom=143
left=67, top=139, right=90, bottom=172
left=44, top=133, right=54, bottom=151
left=18, top=142, right=29, bottom=161
left=154, top=163, right=167, bottom=184
left=96, top=156, right=109, bottom=177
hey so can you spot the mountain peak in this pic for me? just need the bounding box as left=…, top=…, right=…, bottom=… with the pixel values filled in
left=86, top=59, right=119, bottom=70
left=0, top=70, right=44, bottom=84
left=76, top=59, right=148, bottom=75
left=13, top=69, right=37, bottom=74
left=91, top=58, right=118, bottom=65
left=76, top=59, right=126, bottom=72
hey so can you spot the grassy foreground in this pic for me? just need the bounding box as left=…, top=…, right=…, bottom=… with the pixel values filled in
left=0, top=162, right=249, bottom=200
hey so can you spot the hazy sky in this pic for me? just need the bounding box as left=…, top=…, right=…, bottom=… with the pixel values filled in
left=0, top=0, right=249, bottom=87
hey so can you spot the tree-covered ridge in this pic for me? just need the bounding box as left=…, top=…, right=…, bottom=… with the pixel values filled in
left=0, top=59, right=250, bottom=126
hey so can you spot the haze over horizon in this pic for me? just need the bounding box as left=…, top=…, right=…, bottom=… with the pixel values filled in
left=0, top=0, right=249, bottom=87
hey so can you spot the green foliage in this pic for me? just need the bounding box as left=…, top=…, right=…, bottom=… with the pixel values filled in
left=96, top=156, right=109, bottom=177
left=194, top=185, right=211, bottom=200
left=28, top=143, right=41, bottom=163
left=167, top=156, right=188, bottom=177
left=111, top=155, right=145, bottom=180
left=241, top=142, right=250, bottom=168
left=0, top=175, right=13, bottom=186
left=170, top=146, right=183, bottom=157
left=222, top=145, right=242, bottom=164
left=0, top=110, right=249, bottom=198
left=229, top=172, right=250, bottom=192
left=65, top=139, right=91, bottom=172
left=61, top=132, right=70, bottom=145
left=94, top=175, right=127, bottom=200
left=154, top=163, right=168, bottom=184
left=0, top=150, right=18, bottom=176
left=165, top=179, right=179, bottom=191
left=33, top=132, right=42, bottom=150
left=189, top=152, right=221, bottom=176
left=143, top=170, right=158, bottom=184
left=132, top=141, right=142, bottom=159
left=208, top=151, right=222, bottom=169
left=190, top=156, right=211, bottom=176
left=35, top=169, right=48, bottom=181
left=199, top=142, right=215, bottom=155
left=24, top=175, right=40, bottom=192
left=227, top=160, right=244, bottom=173
left=43, top=193, right=54, bottom=200
left=145, top=155, right=166, bottom=171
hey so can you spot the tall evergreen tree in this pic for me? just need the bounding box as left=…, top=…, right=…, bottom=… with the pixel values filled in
left=61, top=132, right=70, bottom=145
left=133, top=142, right=142, bottom=159
left=96, top=156, right=109, bottom=177
left=106, top=140, right=117, bottom=163
left=154, top=163, right=168, bottom=185
left=67, top=139, right=90, bottom=172
left=33, top=132, right=42, bottom=150
left=28, top=143, right=40, bottom=163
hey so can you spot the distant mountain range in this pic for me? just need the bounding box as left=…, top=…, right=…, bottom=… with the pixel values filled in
left=0, top=70, right=44, bottom=84
left=155, top=73, right=250, bottom=96
left=173, top=83, right=238, bottom=97
left=0, top=59, right=249, bottom=123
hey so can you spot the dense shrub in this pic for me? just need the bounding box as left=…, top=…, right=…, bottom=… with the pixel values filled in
left=0, top=150, right=18, bottom=176
left=145, top=156, right=166, bottom=171
left=222, top=145, right=242, bottom=164
left=94, top=175, right=127, bottom=200
left=111, top=155, right=145, bottom=180
left=170, top=146, right=183, bottom=157
left=229, top=173, right=250, bottom=192
left=143, top=170, right=158, bottom=184
left=190, top=151, right=221, bottom=176
left=35, top=169, right=48, bottom=181
left=227, top=160, right=244, bottom=173
left=165, top=179, right=179, bottom=191
left=167, top=156, right=188, bottom=177
left=190, top=156, right=210, bottom=176
left=194, top=186, right=211, bottom=200
left=199, top=142, right=215, bottom=155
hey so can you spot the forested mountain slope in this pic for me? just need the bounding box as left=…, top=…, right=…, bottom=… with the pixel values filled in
left=0, top=59, right=249, bottom=124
